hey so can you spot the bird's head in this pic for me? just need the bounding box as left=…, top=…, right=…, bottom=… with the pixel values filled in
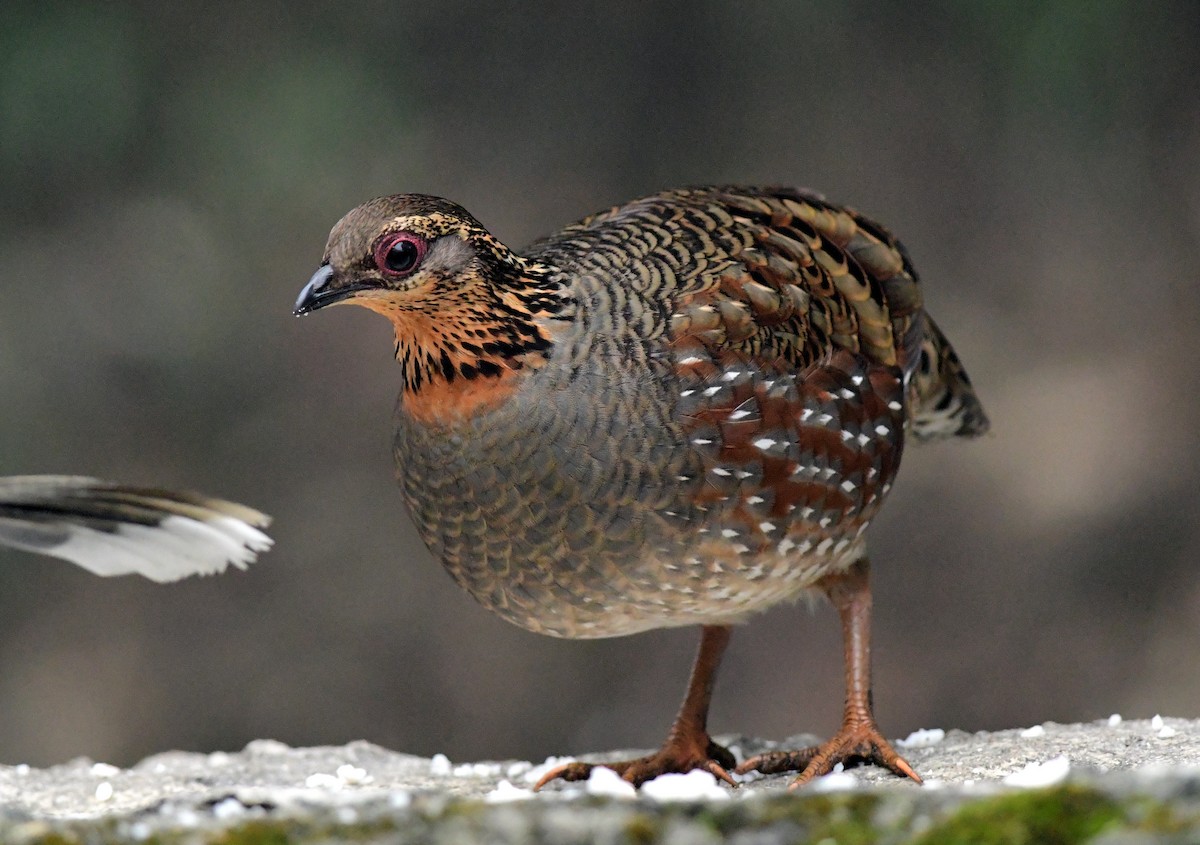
left=294, top=194, right=519, bottom=318
left=295, top=194, right=567, bottom=420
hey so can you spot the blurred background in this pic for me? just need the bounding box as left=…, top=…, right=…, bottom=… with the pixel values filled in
left=1, top=0, right=1198, bottom=768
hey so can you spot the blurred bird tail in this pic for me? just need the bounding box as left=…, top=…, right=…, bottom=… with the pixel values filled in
left=906, top=316, right=990, bottom=442
left=0, top=476, right=273, bottom=582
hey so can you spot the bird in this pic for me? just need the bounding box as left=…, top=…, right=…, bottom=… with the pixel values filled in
left=294, top=185, right=988, bottom=789
left=0, top=475, right=272, bottom=582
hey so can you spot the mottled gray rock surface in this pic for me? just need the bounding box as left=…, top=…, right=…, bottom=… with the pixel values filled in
left=2, top=718, right=1200, bottom=843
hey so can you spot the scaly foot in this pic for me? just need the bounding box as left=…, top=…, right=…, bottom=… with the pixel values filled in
left=735, top=718, right=921, bottom=788
left=534, top=736, right=737, bottom=790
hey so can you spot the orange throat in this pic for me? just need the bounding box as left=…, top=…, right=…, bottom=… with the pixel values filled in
left=346, top=255, right=568, bottom=426
left=401, top=365, right=526, bottom=425
left=360, top=301, right=553, bottom=426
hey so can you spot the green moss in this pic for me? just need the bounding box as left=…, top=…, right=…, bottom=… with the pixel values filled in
left=914, top=786, right=1123, bottom=845
left=213, top=821, right=295, bottom=845
left=186, top=816, right=405, bottom=845
left=1121, top=792, right=1198, bottom=836
left=708, top=792, right=890, bottom=842
left=24, top=835, right=80, bottom=845
left=774, top=794, right=884, bottom=844
left=622, top=813, right=661, bottom=845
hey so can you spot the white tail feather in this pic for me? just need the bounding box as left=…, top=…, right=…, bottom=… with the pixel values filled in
left=0, top=476, right=273, bottom=582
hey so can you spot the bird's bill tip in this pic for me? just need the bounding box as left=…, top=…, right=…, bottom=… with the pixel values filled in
left=294, top=264, right=369, bottom=316
left=294, top=264, right=333, bottom=315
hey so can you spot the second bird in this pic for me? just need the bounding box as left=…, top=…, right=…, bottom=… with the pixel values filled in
left=295, top=186, right=988, bottom=789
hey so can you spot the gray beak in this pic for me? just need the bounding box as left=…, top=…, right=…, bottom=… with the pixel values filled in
left=294, top=264, right=373, bottom=315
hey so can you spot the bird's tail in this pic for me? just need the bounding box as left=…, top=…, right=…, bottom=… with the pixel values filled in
left=0, top=476, right=272, bottom=582
left=906, top=315, right=990, bottom=442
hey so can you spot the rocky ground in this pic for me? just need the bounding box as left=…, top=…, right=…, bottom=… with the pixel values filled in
left=2, top=717, right=1200, bottom=843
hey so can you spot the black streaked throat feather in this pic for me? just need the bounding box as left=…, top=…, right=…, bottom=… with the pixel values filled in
left=380, top=253, right=570, bottom=424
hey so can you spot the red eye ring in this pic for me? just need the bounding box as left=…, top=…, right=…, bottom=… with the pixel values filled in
left=373, top=232, right=427, bottom=276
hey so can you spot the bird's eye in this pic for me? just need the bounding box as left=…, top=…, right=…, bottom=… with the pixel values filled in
left=373, top=233, right=426, bottom=277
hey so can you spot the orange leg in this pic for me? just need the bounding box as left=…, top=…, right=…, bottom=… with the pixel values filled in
left=735, top=558, right=922, bottom=788
left=534, top=624, right=737, bottom=790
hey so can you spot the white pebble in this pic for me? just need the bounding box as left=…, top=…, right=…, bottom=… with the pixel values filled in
left=245, top=739, right=291, bottom=755
left=484, top=779, right=535, bottom=803
left=304, top=772, right=342, bottom=790
left=1158, top=726, right=1178, bottom=739
left=91, top=762, right=120, bottom=777
left=640, top=770, right=730, bottom=802
left=175, top=809, right=202, bottom=828
left=211, top=798, right=245, bottom=819
left=94, top=782, right=114, bottom=801
left=1003, top=756, right=1070, bottom=788
left=1020, top=725, right=1046, bottom=738
left=809, top=770, right=859, bottom=793
left=429, top=753, right=453, bottom=776
left=1151, top=714, right=1165, bottom=730
left=453, top=762, right=502, bottom=778
left=898, top=728, right=945, bottom=748
left=1107, top=714, right=1123, bottom=727
left=336, top=764, right=372, bottom=784
left=14, top=764, right=29, bottom=776
left=585, top=767, right=637, bottom=799
left=207, top=752, right=231, bottom=767
left=335, top=807, right=358, bottom=824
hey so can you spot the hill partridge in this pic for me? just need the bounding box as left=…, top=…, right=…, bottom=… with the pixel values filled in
left=295, top=186, right=988, bottom=788
left=0, top=475, right=272, bottom=581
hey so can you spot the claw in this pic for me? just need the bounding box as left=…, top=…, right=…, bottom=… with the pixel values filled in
left=532, top=762, right=595, bottom=790
left=703, top=760, right=739, bottom=788
left=532, top=738, right=739, bottom=790
left=736, top=722, right=921, bottom=788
